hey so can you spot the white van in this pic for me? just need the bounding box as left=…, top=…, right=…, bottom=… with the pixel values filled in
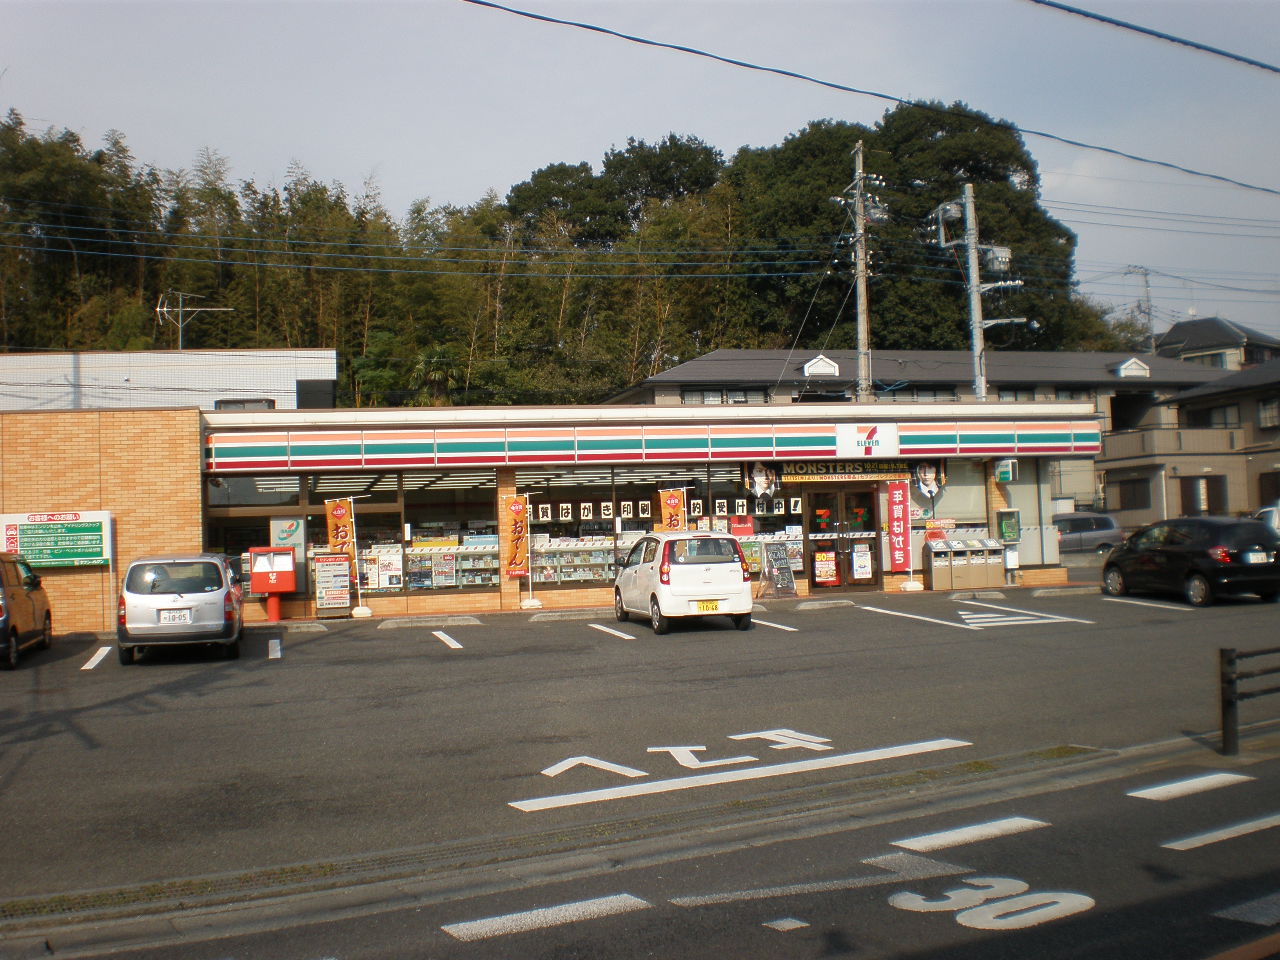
left=614, top=532, right=754, bottom=634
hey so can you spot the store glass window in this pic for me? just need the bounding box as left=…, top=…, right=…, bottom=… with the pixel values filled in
left=402, top=471, right=497, bottom=592
left=307, top=473, right=399, bottom=505
left=206, top=475, right=300, bottom=507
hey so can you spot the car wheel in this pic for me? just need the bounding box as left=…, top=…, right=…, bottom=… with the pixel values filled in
left=1258, top=590, right=1279, bottom=603
left=732, top=613, right=752, bottom=631
left=39, top=613, right=52, bottom=651
left=118, top=644, right=134, bottom=665
left=1185, top=573, right=1213, bottom=607
left=649, top=597, right=670, bottom=636
left=614, top=589, right=629, bottom=623
left=2, top=631, right=17, bottom=670
left=1101, top=566, right=1127, bottom=596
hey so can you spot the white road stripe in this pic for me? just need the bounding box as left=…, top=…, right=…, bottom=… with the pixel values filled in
left=1102, top=597, right=1195, bottom=612
left=893, top=816, right=1050, bottom=852
left=956, top=600, right=1095, bottom=624
left=1214, top=890, right=1280, bottom=926
left=859, top=605, right=983, bottom=630
left=588, top=623, right=635, bottom=640
left=268, top=637, right=283, bottom=660
left=432, top=630, right=464, bottom=649
left=753, top=618, right=799, bottom=632
left=1128, top=772, right=1255, bottom=801
left=1163, top=812, right=1280, bottom=851
left=510, top=738, right=971, bottom=812
left=442, top=893, right=651, bottom=941
left=81, top=647, right=110, bottom=670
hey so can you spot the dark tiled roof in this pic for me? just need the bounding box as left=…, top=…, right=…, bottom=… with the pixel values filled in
left=1156, top=317, right=1280, bottom=354
left=1161, top=356, right=1280, bottom=404
left=642, top=349, right=1225, bottom=388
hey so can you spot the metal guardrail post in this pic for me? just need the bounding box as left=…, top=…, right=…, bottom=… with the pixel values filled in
left=1220, top=648, right=1239, bottom=757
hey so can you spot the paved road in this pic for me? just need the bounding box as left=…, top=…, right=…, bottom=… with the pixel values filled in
left=2, top=585, right=1278, bottom=957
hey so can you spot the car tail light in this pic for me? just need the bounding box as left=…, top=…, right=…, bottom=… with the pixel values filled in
left=224, top=592, right=236, bottom=622
left=733, top=541, right=751, bottom=582
left=659, top=541, right=672, bottom=585
left=1209, top=545, right=1231, bottom=564
left=117, top=595, right=126, bottom=625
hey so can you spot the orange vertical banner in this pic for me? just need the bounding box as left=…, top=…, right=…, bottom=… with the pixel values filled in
left=659, top=488, right=687, bottom=532
left=325, top=498, right=356, bottom=563
left=506, top=494, right=529, bottom=578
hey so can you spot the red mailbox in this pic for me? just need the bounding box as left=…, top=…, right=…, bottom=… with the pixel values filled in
left=248, top=546, right=297, bottom=622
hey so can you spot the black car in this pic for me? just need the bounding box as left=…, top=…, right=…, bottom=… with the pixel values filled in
left=1101, top=516, right=1280, bottom=607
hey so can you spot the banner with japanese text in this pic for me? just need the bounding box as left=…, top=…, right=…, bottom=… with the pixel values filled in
left=658, top=488, right=687, bottom=532
left=505, top=495, right=529, bottom=578
left=887, top=480, right=911, bottom=572
left=325, top=498, right=355, bottom=563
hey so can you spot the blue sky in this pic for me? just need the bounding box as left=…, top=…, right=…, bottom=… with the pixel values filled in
left=4, top=0, right=1278, bottom=336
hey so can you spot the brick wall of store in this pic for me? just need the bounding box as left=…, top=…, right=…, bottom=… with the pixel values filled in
left=0, top=409, right=204, bottom=634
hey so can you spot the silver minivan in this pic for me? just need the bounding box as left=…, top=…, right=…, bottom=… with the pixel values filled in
left=0, top=553, right=52, bottom=670
left=117, top=554, right=242, bottom=664
left=1053, top=512, right=1121, bottom=554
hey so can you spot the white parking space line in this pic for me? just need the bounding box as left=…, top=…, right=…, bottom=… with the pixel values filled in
left=510, top=738, right=971, bottom=812
left=432, top=630, right=464, bottom=649
left=892, top=816, right=1050, bottom=852
left=81, top=647, right=110, bottom=670
left=956, top=600, right=1095, bottom=624
left=441, top=893, right=651, bottom=941
left=589, top=623, right=635, bottom=640
left=764, top=918, right=811, bottom=932
left=858, top=605, right=983, bottom=631
left=268, top=637, right=283, bottom=659
left=1163, top=812, right=1280, bottom=851
left=1102, top=597, right=1196, bottom=612
left=753, top=618, right=799, bottom=632
left=1214, top=890, right=1280, bottom=926
left=1128, top=772, right=1255, bottom=801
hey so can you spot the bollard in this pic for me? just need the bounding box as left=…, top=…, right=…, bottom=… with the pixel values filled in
left=1220, top=648, right=1238, bottom=757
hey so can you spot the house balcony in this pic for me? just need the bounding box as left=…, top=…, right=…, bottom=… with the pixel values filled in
left=1100, top=427, right=1241, bottom=462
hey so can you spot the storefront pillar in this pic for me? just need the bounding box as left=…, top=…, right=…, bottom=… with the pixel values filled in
left=496, top=467, right=524, bottom=611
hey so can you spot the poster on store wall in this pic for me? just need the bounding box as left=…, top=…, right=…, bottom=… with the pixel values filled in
left=887, top=480, right=911, bottom=573
left=432, top=553, right=457, bottom=587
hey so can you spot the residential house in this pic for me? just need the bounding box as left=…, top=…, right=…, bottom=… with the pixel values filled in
left=1155, top=316, right=1280, bottom=371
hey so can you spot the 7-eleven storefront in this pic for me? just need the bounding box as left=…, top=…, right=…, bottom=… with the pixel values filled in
left=202, top=405, right=1100, bottom=621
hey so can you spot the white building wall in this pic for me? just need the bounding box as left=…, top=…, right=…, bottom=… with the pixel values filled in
left=0, top=350, right=336, bottom=411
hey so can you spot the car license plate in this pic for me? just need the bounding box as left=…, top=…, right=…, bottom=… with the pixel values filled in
left=160, top=609, right=192, bottom=624
left=696, top=600, right=720, bottom=613
left=1243, top=552, right=1269, bottom=564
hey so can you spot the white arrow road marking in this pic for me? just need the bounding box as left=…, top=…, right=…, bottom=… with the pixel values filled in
left=432, top=630, right=463, bottom=649
left=511, top=738, right=971, bottom=812
left=540, top=756, right=649, bottom=779
left=1102, top=597, right=1195, bottom=612
left=647, top=746, right=757, bottom=768
left=753, top=618, right=799, bottom=632
left=81, top=647, right=110, bottom=670
left=589, top=623, right=636, bottom=640
left=670, top=852, right=970, bottom=907
left=1163, top=812, right=1280, bottom=850
left=892, top=817, right=1050, bottom=852
left=442, top=893, right=651, bottom=941
left=955, top=600, right=1095, bottom=624
left=859, top=605, right=983, bottom=630
left=1128, top=772, right=1255, bottom=801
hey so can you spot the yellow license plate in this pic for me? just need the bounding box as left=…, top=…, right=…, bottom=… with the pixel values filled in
left=697, top=600, right=720, bottom=613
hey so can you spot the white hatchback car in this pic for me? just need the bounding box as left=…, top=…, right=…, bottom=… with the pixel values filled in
left=614, top=532, right=754, bottom=634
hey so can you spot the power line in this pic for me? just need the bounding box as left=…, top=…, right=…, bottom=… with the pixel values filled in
left=459, top=0, right=1280, bottom=197
left=1023, top=0, right=1280, bottom=75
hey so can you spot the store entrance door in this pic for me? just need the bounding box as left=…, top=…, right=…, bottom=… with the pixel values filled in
left=805, top=486, right=880, bottom=589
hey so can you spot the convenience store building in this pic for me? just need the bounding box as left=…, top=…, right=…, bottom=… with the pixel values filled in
left=0, top=397, right=1099, bottom=633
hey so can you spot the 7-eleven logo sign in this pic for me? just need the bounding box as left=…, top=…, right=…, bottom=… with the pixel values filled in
left=836, top=423, right=900, bottom=458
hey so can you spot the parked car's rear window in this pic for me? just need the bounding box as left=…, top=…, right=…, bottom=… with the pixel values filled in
left=671, top=538, right=738, bottom=564
left=1221, top=521, right=1279, bottom=549
left=126, top=561, right=224, bottom=594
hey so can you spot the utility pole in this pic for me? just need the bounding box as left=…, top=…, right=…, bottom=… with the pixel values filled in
left=1125, top=265, right=1154, bottom=352
left=831, top=142, right=886, bottom=401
